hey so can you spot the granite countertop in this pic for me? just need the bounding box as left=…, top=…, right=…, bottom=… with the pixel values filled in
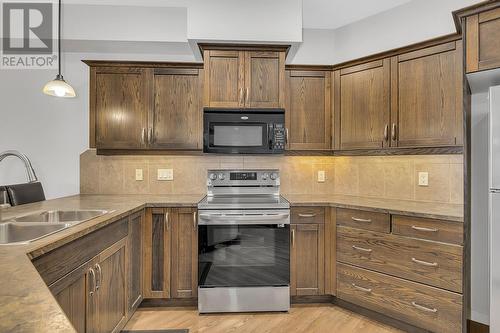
left=0, top=193, right=463, bottom=332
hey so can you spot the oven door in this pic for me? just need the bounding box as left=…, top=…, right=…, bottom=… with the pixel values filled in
left=198, top=210, right=290, bottom=288
left=203, top=109, right=284, bottom=154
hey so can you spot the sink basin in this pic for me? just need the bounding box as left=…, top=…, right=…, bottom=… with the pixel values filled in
left=10, top=209, right=110, bottom=224
left=0, top=223, right=68, bottom=245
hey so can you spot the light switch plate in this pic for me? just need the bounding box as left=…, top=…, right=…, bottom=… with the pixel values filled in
left=318, top=171, right=326, bottom=183
left=135, top=169, right=143, bottom=181
left=418, top=172, right=429, bottom=186
left=157, top=168, right=174, bottom=181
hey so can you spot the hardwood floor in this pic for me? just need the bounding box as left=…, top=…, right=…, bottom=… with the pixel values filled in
left=124, top=304, right=403, bottom=333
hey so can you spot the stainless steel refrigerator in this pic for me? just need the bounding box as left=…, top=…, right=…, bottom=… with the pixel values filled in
left=490, top=85, right=500, bottom=333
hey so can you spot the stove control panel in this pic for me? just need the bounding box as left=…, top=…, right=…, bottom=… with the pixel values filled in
left=207, top=169, right=280, bottom=189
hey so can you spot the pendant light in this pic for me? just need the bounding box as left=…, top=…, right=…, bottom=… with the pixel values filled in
left=43, top=0, right=76, bottom=98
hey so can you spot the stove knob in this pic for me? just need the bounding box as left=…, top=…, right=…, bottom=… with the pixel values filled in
left=218, top=173, right=225, bottom=180
left=270, top=172, right=278, bottom=180
left=209, top=173, right=217, bottom=181
left=262, top=173, right=269, bottom=180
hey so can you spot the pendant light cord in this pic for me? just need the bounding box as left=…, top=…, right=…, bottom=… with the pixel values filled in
left=58, top=0, right=61, bottom=77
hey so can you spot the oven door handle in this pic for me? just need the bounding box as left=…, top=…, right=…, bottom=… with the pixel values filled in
left=198, top=213, right=290, bottom=225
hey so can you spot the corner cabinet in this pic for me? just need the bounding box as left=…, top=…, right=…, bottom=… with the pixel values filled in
left=334, top=38, right=463, bottom=151
left=285, top=69, right=332, bottom=150
left=86, top=61, right=203, bottom=152
left=143, top=207, right=198, bottom=300
left=202, top=46, right=287, bottom=109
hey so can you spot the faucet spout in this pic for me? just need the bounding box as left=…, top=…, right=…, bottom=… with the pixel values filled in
left=0, top=150, right=38, bottom=183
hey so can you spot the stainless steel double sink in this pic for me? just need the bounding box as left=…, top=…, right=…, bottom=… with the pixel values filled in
left=0, top=210, right=111, bottom=245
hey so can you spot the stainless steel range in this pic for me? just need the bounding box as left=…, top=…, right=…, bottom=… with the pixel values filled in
left=197, top=169, right=290, bottom=313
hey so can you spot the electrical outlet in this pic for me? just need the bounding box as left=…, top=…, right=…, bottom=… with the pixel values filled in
left=418, top=172, right=429, bottom=186
left=157, top=169, right=174, bottom=181
left=317, top=170, right=326, bottom=183
left=135, top=169, right=143, bottom=181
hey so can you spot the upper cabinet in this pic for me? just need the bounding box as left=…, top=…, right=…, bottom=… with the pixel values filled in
left=87, top=62, right=203, bottom=152
left=391, top=41, right=463, bottom=147
left=335, top=59, right=390, bottom=150
left=286, top=69, right=332, bottom=150
left=464, top=7, right=500, bottom=73
left=202, top=46, right=287, bottom=109
left=335, top=38, right=463, bottom=151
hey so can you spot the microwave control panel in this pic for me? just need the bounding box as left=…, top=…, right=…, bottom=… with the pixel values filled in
left=272, top=124, right=286, bottom=151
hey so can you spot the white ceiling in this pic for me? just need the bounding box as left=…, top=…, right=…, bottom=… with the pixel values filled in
left=63, top=0, right=414, bottom=31
left=302, top=0, right=412, bottom=29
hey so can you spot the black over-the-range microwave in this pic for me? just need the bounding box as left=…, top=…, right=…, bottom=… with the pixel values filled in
left=203, top=108, right=287, bottom=154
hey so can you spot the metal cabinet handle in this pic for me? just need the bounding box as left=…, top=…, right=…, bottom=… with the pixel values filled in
left=141, top=128, right=146, bottom=145
left=412, top=301, right=438, bottom=313
left=285, top=128, right=289, bottom=145
left=352, top=283, right=372, bottom=293
left=95, top=264, right=102, bottom=290
left=165, top=212, right=169, bottom=230
left=384, top=124, right=389, bottom=141
left=412, top=258, right=438, bottom=267
left=193, top=211, right=197, bottom=229
left=351, top=217, right=372, bottom=223
left=411, top=225, right=439, bottom=232
left=89, top=268, right=96, bottom=297
left=246, top=87, right=249, bottom=105
left=291, top=229, right=295, bottom=248
left=239, top=88, right=244, bottom=105
left=391, top=123, right=397, bottom=141
left=148, top=128, right=153, bottom=144
left=352, top=245, right=373, bottom=253
left=298, top=213, right=316, bottom=218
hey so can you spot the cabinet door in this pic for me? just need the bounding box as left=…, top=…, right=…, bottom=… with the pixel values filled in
left=286, top=70, right=331, bottom=150
left=204, top=50, right=245, bottom=108
left=128, top=211, right=143, bottom=312
left=338, top=59, right=390, bottom=150
left=171, top=208, right=198, bottom=298
left=50, top=261, right=95, bottom=333
left=290, top=223, right=325, bottom=296
left=151, top=68, right=203, bottom=150
left=95, top=238, right=127, bottom=333
left=244, top=51, right=285, bottom=108
left=466, top=7, right=500, bottom=73
left=93, top=68, right=149, bottom=149
left=392, top=41, right=463, bottom=147
left=143, top=208, right=171, bottom=298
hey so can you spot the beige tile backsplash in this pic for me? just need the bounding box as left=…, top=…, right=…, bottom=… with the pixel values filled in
left=80, top=149, right=464, bottom=204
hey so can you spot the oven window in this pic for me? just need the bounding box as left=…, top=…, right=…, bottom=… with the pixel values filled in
left=198, top=225, right=290, bottom=287
left=212, top=124, right=264, bottom=147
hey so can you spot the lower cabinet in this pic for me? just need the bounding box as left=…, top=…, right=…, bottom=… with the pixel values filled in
left=143, top=207, right=198, bottom=299
left=128, top=211, right=144, bottom=312
left=49, top=238, right=128, bottom=333
left=290, top=207, right=326, bottom=296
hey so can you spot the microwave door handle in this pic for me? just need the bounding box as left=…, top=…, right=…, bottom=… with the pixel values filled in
left=268, top=124, right=274, bottom=150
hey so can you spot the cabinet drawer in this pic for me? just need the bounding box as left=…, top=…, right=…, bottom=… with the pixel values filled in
left=337, top=226, right=462, bottom=293
left=392, top=215, right=463, bottom=245
left=337, top=263, right=462, bottom=333
left=291, top=207, right=325, bottom=224
left=336, top=208, right=390, bottom=233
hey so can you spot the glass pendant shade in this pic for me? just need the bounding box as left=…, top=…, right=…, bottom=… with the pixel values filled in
left=43, top=74, right=76, bottom=98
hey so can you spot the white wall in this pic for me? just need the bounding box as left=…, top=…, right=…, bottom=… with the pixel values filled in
left=471, top=92, right=491, bottom=324
left=290, top=29, right=335, bottom=65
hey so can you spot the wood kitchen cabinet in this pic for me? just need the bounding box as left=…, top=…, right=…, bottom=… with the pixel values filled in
left=464, top=7, right=500, bottom=73
left=92, top=67, right=149, bottom=150
left=335, top=59, right=391, bottom=150
left=86, top=61, right=203, bottom=152
left=391, top=41, right=463, bottom=147
left=128, top=211, right=144, bottom=312
left=143, top=207, right=198, bottom=299
left=202, top=46, right=286, bottom=108
left=285, top=69, right=331, bottom=150
left=290, top=207, right=325, bottom=296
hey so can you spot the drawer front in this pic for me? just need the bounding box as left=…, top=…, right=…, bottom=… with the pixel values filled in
left=337, top=263, right=462, bottom=333
left=336, top=208, right=390, bottom=233
left=337, top=226, right=463, bottom=293
left=392, top=215, right=463, bottom=245
left=291, top=207, right=325, bottom=224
